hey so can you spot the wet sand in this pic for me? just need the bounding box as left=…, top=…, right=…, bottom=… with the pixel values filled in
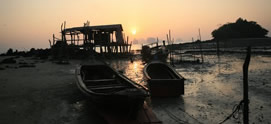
left=152, top=54, right=271, bottom=124
left=108, top=54, right=271, bottom=124
left=0, top=57, right=106, bottom=124
left=1, top=54, right=271, bottom=124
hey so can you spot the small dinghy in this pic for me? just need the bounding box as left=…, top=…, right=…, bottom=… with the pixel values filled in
left=143, top=61, right=185, bottom=97
left=75, top=61, right=148, bottom=116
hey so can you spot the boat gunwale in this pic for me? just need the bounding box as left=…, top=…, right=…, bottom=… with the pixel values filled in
left=143, top=61, right=185, bottom=80
left=76, top=64, right=148, bottom=97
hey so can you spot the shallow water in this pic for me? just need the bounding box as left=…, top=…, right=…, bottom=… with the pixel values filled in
left=1, top=55, right=270, bottom=124
left=108, top=54, right=271, bottom=124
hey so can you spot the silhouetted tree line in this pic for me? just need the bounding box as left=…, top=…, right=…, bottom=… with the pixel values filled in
left=1, top=48, right=50, bottom=59
left=212, top=18, right=269, bottom=39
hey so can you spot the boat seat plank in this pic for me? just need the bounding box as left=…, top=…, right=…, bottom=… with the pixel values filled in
left=83, top=79, right=119, bottom=86
left=84, top=79, right=116, bottom=82
left=87, top=85, right=128, bottom=90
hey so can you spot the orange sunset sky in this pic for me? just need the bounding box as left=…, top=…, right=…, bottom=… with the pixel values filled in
left=0, top=0, right=271, bottom=53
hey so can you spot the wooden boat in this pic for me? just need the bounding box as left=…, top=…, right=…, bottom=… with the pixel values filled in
left=143, top=61, right=185, bottom=97
left=75, top=61, right=148, bottom=116
left=141, top=44, right=168, bottom=63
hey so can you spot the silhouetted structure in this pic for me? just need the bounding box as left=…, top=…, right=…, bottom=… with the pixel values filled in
left=141, top=42, right=168, bottom=63
left=50, top=23, right=132, bottom=58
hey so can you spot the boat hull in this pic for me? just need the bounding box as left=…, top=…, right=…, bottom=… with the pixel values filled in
left=143, top=61, right=185, bottom=97
left=75, top=63, right=148, bottom=117
left=147, top=79, right=184, bottom=97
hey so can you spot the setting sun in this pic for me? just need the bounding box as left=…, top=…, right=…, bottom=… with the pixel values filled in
left=132, top=29, right=137, bottom=35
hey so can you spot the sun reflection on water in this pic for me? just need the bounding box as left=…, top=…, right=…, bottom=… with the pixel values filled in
left=108, top=58, right=146, bottom=86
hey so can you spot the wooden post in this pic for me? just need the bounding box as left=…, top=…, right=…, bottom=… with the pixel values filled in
left=64, top=21, right=66, bottom=30
left=112, top=32, right=114, bottom=42
left=168, top=30, right=173, bottom=65
left=198, top=28, right=201, bottom=41
left=119, top=45, right=122, bottom=53
left=166, top=34, right=169, bottom=45
left=100, top=45, right=103, bottom=54
left=49, top=40, right=52, bottom=48
left=53, top=34, right=56, bottom=45
left=169, top=30, right=171, bottom=43
left=216, top=39, right=220, bottom=58
left=77, top=34, right=79, bottom=45
left=126, top=36, right=129, bottom=53
left=129, top=40, right=132, bottom=53
left=61, top=23, right=63, bottom=41
left=70, top=31, right=73, bottom=44
left=199, top=41, right=204, bottom=63
left=104, top=46, right=106, bottom=53
left=116, top=45, right=118, bottom=53
left=107, top=44, right=111, bottom=54
left=243, top=46, right=251, bottom=124
left=199, top=28, right=204, bottom=63
left=63, top=21, right=66, bottom=43
left=123, top=34, right=126, bottom=53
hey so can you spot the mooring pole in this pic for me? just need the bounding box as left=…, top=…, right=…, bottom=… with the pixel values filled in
left=216, top=39, right=220, bottom=58
left=243, top=46, right=251, bottom=124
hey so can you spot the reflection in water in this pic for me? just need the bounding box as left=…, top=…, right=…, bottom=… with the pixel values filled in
left=108, top=58, right=146, bottom=86
left=133, top=62, right=138, bottom=70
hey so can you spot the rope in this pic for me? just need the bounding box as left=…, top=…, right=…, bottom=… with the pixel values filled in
left=219, top=100, right=244, bottom=124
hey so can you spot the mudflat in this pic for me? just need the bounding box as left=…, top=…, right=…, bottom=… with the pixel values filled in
left=0, top=57, right=106, bottom=124
left=1, top=54, right=271, bottom=124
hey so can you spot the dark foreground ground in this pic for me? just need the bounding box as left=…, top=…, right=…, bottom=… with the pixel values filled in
left=0, top=54, right=271, bottom=124
left=0, top=57, right=107, bottom=124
